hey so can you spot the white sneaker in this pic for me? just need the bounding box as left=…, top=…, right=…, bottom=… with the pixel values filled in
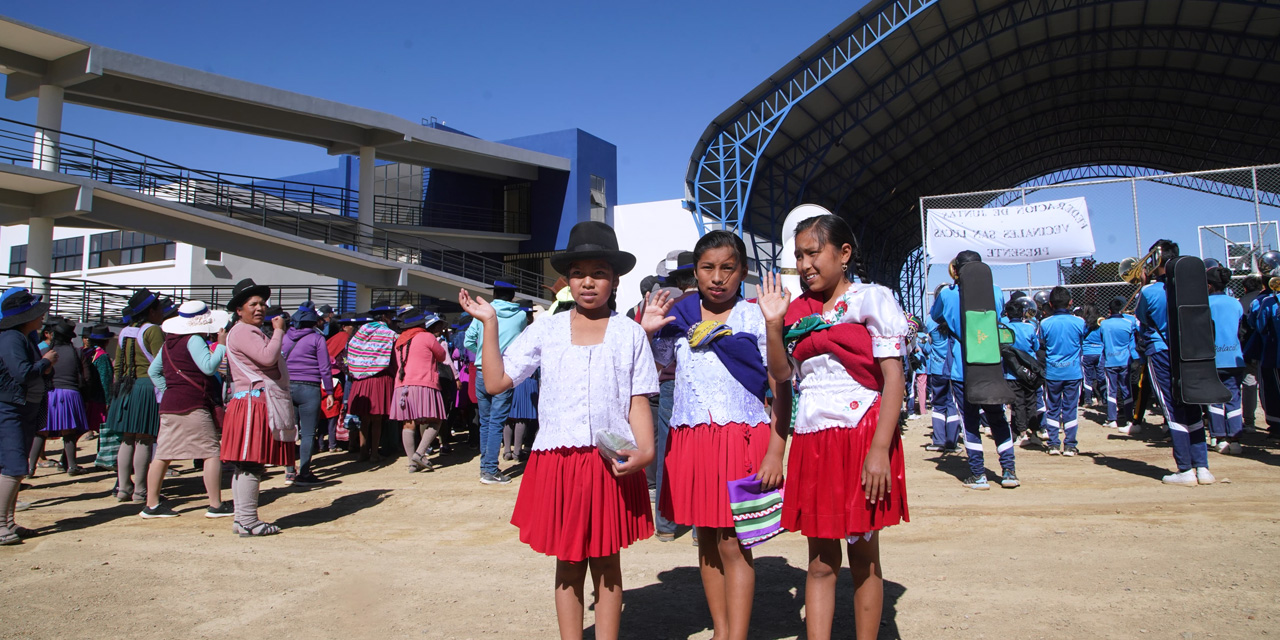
left=1104, top=421, right=1117, bottom=429
left=1118, top=424, right=1142, bottom=436
left=1228, top=442, right=1243, bottom=455
left=1196, top=467, right=1216, bottom=485
left=1215, top=440, right=1231, bottom=454
left=1207, top=436, right=1218, bottom=448
left=1161, top=469, right=1197, bottom=486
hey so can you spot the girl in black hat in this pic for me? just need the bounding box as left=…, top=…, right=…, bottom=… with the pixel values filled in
left=81, top=324, right=115, bottom=468
left=0, top=287, right=56, bottom=544
left=105, top=289, right=166, bottom=503
left=30, top=321, right=89, bottom=477
left=458, top=221, right=665, bottom=640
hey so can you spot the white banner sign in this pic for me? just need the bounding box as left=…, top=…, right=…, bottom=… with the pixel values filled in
left=926, top=197, right=1095, bottom=265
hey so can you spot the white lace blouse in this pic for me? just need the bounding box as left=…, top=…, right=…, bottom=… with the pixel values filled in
left=652, top=298, right=770, bottom=428
left=794, top=284, right=910, bottom=434
left=503, top=310, right=659, bottom=451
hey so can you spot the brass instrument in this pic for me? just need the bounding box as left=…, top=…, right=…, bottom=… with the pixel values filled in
left=1270, top=276, right=1280, bottom=292
left=1116, top=246, right=1165, bottom=314
left=1118, top=246, right=1163, bottom=285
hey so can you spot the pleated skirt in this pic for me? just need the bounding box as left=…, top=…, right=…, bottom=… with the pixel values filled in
left=660, top=421, right=771, bottom=528
left=220, top=394, right=296, bottom=467
left=781, top=402, right=908, bottom=539
left=510, top=446, right=653, bottom=562
left=42, top=388, right=88, bottom=436
left=105, top=377, right=159, bottom=437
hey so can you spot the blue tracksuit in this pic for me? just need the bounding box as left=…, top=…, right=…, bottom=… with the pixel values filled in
left=925, top=316, right=959, bottom=448
left=1100, top=314, right=1137, bottom=423
left=1005, top=319, right=1042, bottom=435
left=1208, top=293, right=1245, bottom=439
left=1137, top=279, right=1208, bottom=471
left=931, top=281, right=1012, bottom=475
left=1249, top=293, right=1280, bottom=431
left=1041, top=310, right=1086, bottom=449
left=1081, top=328, right=1104, bottom=405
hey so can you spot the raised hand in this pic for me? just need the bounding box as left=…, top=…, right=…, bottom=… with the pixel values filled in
left=757, top=271, right=793, bottom=326
left=639, top=290, right=676, bottom=336
left=457, top=289, right=496, bottom=323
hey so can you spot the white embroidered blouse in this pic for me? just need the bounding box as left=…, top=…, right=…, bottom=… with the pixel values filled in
left=652, top=298, right=770, bottom=428
left=793, top=284, right=910, bottom=434
left=502, top=310, right=659, bottom=451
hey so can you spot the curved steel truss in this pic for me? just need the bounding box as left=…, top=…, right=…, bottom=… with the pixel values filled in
left=688, top=0, right=1280, bottom=297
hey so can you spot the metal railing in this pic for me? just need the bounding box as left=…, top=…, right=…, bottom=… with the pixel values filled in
left=1, top=273, right=347, bottom=324
left=373, top=195, right=528, bottom=234
left=0, top=117, right=550, bottom=298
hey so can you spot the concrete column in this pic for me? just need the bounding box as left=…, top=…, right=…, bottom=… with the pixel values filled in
left=355, top=284, right=373, bottom=312
left=358, top=145, right=376, bottom=255
left=25, top=218, right=53, bottom=297
left=33, top=84, right=64, bottom=171
left=355, top=147, right=377, bottom=314
left=26, top=85, right=64, bottom=297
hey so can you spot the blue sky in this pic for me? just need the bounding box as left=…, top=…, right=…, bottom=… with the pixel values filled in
left=3, top=0, right=1276, bottom=292
left=0, top=0, right=859, bottom=204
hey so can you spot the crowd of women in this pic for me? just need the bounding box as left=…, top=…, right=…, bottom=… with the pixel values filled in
left=0, top=274, right=512, bottom=541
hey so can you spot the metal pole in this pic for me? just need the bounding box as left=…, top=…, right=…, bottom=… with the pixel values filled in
left=1021, top=188, right=1032, bottom=288
left=1253, top=167, right=1265, bottom=253
left=1130, top=178, right=1141, bottom=255
left=918, top=196, right=927, bottom=313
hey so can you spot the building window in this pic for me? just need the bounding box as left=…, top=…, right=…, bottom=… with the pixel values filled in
left=589, top=175, right=607, bottom=222
left=52, top=237, right=84, bottom=273
left=9, top=245, right=26, bottom=274
left=503, top=182, right=531, bottom=234
left=374, top=163, right=424, bottom=202
left=88, top=231, right=175, bottom=269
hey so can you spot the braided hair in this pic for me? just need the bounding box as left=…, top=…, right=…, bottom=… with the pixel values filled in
left=793, top=214, right=870, bottom=283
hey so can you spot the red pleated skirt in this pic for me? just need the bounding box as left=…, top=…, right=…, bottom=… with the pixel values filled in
left=349, top=371, right=394, bottom=419
left=220, top=394, right=297, bottom=467
left=660, top=421, right=772, bottom=528
left=782, top=401, right=908, bottom=539
left=510, top=447, right=654, bottom=562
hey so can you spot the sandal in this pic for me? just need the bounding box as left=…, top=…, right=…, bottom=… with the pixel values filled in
left=233, top=521, right=281, bottom=537
left=0, top=531, right=19, bottom=546
left=37, top=460, right=60, bottom=469
left=410, top=453, right=435, bottom=473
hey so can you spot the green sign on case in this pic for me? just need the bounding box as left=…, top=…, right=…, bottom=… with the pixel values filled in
left=964, top=310, right=1001, bottom=364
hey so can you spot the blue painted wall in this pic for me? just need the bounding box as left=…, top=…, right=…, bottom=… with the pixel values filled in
left=500, top=129, right=618, bottom=253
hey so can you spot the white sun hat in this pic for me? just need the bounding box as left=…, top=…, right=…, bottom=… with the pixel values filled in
left=161, top=300, right=231, bottom=336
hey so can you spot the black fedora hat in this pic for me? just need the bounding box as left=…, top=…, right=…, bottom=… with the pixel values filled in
left=122, top=289, right=158, bottom=324
left=226, top=278, right=271, bottom=312
left=548, top=221, right=636, bottom=276
left=82, top=323, right=115, bottom=341
left=50, top=318, right=76, bottom=340
left=0, top=287, right=50, bottom=330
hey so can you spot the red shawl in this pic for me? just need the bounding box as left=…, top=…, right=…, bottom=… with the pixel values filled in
left=785, top=292, right=883, bottom=391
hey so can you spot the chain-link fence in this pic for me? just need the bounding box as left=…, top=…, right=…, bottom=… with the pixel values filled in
left=919, top=164, right=1280, bottom=312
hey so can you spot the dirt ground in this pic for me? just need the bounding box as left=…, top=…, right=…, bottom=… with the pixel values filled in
left=2, top=407, right=1278, bottom=640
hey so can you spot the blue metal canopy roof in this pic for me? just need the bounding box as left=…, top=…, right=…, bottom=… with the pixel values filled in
left=686, top=0, right=1280, bottom=299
